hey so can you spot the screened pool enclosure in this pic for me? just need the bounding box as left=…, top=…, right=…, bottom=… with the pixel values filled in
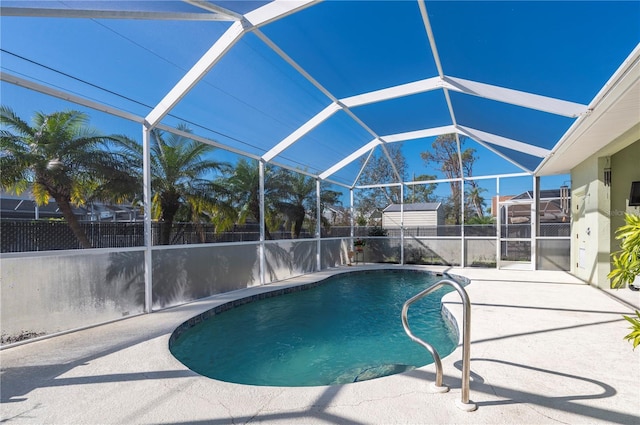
left=1, top=1, right=639, bottom=342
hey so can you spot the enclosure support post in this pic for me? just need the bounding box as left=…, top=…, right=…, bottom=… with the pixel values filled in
left=400, top=184, right=405, bottom=265
left=350, top=189, right=354, bottom=240
left=460, top=177, right=466, bottom=267
left=316, top=178, right=321, bottom=271
left=532, top=175, right=539, bottom=270
left=350, top=189, right=355, bottom=265
left=496, top=177, right=501, bottom=269
left=259, top=160, right=266, bottom=285
left=142, top=126, right=153, bottom=313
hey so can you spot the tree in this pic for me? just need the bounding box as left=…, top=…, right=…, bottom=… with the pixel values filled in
left=357, top=143, right=406, bottom=214
left=277, top=170, right=343, bottom=238
left=465, top=184, right=487, bottom=219
left=118, top=124, right=230, bottom=245
left=406, top=173, right=438, bottom=203
left=271, top=169, right=314, bottom=239
left=0, top=106, right=136, bottom=248
left=317, top=183, right=343, bottom=230
left=420, top=134, right=477, bottom=225
left=222, top=158, right=275, bottom=240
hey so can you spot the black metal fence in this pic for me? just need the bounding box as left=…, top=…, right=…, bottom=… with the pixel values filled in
left=0, top=220, right=312, bottom=253
left=1, top=220, right=571, bottom=253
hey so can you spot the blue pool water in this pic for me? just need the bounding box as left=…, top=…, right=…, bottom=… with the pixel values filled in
left=170, top=270, right=457, bottom=386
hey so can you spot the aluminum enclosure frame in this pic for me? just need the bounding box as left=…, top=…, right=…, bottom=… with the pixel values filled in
left=3, top=0, right=633, bottom=312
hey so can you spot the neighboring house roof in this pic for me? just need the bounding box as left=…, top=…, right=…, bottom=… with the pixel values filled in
left=0, top=191, right=88, bottom=219
left=501, top=189, right=571, bottom=223
left=383, top=202, right=441, bottom=213
left=512, top=189, right=571, bottom=200
left=0, top=190, right=139, bottom=221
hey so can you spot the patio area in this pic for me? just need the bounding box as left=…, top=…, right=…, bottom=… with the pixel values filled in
left=1, top=265, right=638, bottom=425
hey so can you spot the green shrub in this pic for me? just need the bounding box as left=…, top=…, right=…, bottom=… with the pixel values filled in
left=608, top=213, right=640, bottom=349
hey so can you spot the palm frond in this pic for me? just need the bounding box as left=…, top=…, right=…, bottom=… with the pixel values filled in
left=0, top=105, right=35, bottom=137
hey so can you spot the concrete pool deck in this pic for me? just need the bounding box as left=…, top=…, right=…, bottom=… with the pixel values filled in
left=1, top=265, right=639, bottom=424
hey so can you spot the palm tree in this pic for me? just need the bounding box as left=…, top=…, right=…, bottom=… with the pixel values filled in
left=274, top=170, right=342, bottom=238
left=273, top=169, right=314, bottom=239
left=0, top=106, right=136, bottom=248
left=466, top=184, right=487, bottom=218
left=141, top=125, right=230, bottom=245
left=223, top=158, right=274, bottom=240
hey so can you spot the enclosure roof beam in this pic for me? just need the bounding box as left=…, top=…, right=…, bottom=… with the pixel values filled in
left=457, top=125, right=550, bottom=158
left=462, top=172, right=531, bottom=181
left=443, top=76, right=588, bottom=118
left=1, top=71, right=145, bottom=124
left=244, top=0, right=319, bottom=27
left=250, top=4, right=401, bottom=185
left=404, top=177, right=463, bottom=185
left=418, top=0, right=444, bottom=79
left=319, top=139, right=382, bottom=180
left=154, top=123, right=260, bottom=161
left=316, top=120, right=546, bottom=180
left=339, top=73, right=587, bottom=120
left=351, top=148, right=377, bottom=189
left=340, top=77, right=442, bottom=108
left=0, top=6, right=235, bottom=21
left=145, top=21, right=246, bottom=129
left=255, top=23, right=397, bottom=178
left=381, top=125, right=457, bottom=143
left=355, top=181, right=404, bottom=190
left=262, top=102, right=341, bottom=162
left=145, top=0, right=318, bottom=129
left=182, top=0, right=244, bottom=20
left=378, top=141, right=404, bottom=184
left=456, top=126, right=534, bottom=173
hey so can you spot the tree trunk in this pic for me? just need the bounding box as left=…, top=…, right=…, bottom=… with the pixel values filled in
left=250, top=198, right=271, bottom=240
left=292, top=205, right=305, bottom=239
left=55, top=196, right=93, bottom=249
left=160, top=218, right=173, bottom=245
left=160, top=192, right=181, bottom=245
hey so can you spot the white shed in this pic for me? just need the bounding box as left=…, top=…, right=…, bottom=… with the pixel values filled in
left=382, top=202, right=444, bottom=228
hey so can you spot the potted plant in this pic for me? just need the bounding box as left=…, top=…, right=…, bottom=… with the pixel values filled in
left=608, top=213, right=640, bottom=349
left=354, top=238, right=366, bottom=252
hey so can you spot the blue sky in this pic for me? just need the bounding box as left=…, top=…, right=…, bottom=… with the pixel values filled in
left=1, top=1, right=639, bottom=206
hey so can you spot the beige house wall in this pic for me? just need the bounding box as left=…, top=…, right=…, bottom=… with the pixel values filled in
left=570, top=129, right=640, bottom=295
left=610, top=140, right=640, bottom=252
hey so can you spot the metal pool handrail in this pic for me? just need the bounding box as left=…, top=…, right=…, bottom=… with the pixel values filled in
left=401, top=278, right=477, bottom=412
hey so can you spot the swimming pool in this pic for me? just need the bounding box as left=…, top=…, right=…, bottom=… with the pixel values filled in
left=170, top=270, right=458, bottom=386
